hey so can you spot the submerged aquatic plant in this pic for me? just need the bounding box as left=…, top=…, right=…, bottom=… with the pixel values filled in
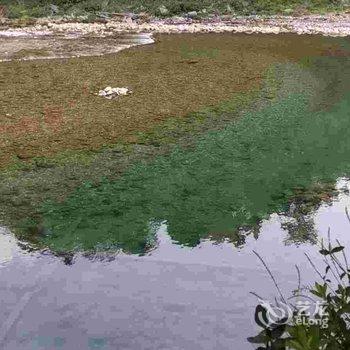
left=16, top=54, right=350, bottom=254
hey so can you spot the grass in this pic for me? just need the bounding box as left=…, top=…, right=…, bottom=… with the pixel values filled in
left=0, top=0, right=348, bottom=20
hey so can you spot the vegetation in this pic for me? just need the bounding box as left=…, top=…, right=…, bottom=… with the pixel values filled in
left=19, top=52, right=350, bottom=255
left=1, top=33, right=334, bottom=236
left=249, top=232, right=350, bottom=349
left=0, top=0, right=348, bottom=19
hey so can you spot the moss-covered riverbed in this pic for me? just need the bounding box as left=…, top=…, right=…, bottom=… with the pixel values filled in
left=1, top=33, right=349, bottom=254
left=0, top=33, right=339, bottom=167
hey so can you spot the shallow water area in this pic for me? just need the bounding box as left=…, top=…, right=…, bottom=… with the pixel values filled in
left=0, top=30, right=154, bottom=61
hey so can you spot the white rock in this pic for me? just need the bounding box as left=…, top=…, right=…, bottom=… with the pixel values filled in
left=187, top=11, right=198, bottom=19
left=98, top=86, right=132, bottom=99
left=158, top=5, right=169, bottom=16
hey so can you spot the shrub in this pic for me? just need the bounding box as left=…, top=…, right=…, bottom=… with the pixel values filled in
left=249, top=223, right=350, bottom=349
left=0, top=0, right=347, bottom=18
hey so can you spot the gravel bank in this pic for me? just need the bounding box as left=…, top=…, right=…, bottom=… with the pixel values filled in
left=0, top=13, right=350, bottom=38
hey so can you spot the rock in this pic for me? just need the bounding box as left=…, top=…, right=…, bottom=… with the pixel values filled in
left=221, top=15, right=232, bottom=21
left=50, top=4, right=59, bottom=15
left=98, top=86, right=132, bottom=99
left=158, top=5, right=169, bottom=16
left=96, top=12, right=110, bottom=19
left=186, top=11, right=198, bottom=19
left=283, top=8, right=294, bottom=15
left=132, top=12, right=151, bottom=22
left=111, top=12, right=128, bottom=21
left=169, top=16, right=186, bottom=24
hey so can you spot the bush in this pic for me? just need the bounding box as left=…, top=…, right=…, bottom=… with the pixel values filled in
left=0, top=0, right=347, bottom=18
left=249, top=227, right=350, bottom=349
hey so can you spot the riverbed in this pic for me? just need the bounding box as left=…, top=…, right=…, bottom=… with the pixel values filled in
left=0, top=26, right=350, bottom=349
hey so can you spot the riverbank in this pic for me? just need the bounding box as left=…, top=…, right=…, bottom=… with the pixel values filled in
left=1, top=12, right=350, bottom=37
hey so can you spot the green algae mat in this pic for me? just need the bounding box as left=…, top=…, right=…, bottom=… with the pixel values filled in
left=1, top=33, right=350, bottom=254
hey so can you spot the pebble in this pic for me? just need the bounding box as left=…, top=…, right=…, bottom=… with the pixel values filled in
left=1, top=13, right=350, bottom=37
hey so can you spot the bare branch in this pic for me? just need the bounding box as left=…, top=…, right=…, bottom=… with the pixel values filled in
left=253, top=250, right=287, bottom=304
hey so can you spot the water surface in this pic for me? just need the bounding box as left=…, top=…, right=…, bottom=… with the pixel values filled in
left=2, top=179, right=350, bottom=349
